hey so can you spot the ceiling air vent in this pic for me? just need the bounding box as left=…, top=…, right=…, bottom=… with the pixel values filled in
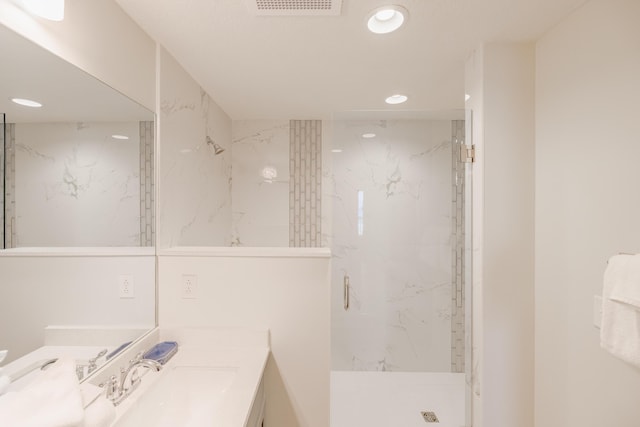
left=246, top=0, right=342, bottom=16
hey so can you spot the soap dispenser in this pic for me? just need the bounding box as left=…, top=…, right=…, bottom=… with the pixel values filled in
left=0, top=350, right=9, bottom=395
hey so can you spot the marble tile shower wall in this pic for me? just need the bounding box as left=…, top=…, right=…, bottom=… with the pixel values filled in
left=139, top=121, right=155, bottom=247
left=330, top=119, right=454, bottom=372
left=6, top=122, right=143, bottom=246
left=158, top=46, right=233, bottom=248
left=231, top=120, right=290, bottom=247
left=451, top=120, right=466, bottom=373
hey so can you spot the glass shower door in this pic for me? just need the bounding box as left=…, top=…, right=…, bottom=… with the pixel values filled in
left=331, top=116, right=467, bottom=373
left=329, top=113, right=473, bottom=427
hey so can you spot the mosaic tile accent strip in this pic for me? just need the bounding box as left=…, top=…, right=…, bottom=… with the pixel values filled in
left=139, top=121, right=155, bottom=247
left=289, top=120, right=322, bottom=247
left=451, top=119, right=466, bottom=373
left=3, top=123, right=16, bottom=248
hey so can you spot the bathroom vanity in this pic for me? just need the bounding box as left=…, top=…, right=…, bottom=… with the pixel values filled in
left=0, top=327, right=268, bottom=427
left=91, top=328, right=269, bottom=427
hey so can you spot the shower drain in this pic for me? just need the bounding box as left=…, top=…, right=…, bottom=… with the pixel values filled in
left=421, top=411, right=440, bottom=423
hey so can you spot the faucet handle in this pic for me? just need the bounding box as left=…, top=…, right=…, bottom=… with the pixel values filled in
left=105, top=375, right=119, bottom=401
left=76, top=364, right=85, bottom=381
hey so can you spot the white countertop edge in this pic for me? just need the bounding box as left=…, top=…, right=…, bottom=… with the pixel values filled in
left=158, top=246, right=331, bottom=258
left=0, top=247, right=155, bottom=257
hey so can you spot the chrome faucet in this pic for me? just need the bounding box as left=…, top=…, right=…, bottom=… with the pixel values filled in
left=87, top=348, right=108, bottom=374
left=105, top=352, right=162, bottom=405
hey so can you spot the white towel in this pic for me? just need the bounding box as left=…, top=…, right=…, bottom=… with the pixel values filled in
left=82, top=396, right=116, bottom=427
left=80, top=383, right=115, bottom=427
left=80, top=383, right=104, bottom=409
left=600, top=254, right=640, bottom=368
left=0, top=358, right=84, bottom=427
left=609, top=254, right=640, bottom=308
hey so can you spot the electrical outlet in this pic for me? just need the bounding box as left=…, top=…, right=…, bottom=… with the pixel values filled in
left=118, top=275, right=135, bottom=298
left=181, top=274, right=198, bottom=299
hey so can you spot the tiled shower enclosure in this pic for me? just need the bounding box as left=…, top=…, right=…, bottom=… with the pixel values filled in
left=330, top=118, right=466, bottom=373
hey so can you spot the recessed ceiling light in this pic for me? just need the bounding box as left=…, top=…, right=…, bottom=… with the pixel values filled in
left=111, top=134, right=130, bottom=140
left=367, top=6, right=408, bottom=34
left=331, top=149, right=343, bottom=153
left=21, top=0, right=65, bottom=21
left=11, top=98, right=42, bottom=108
left=362, top=133, right=376, bottom=138
left=385, top=94, right=408, bottom=105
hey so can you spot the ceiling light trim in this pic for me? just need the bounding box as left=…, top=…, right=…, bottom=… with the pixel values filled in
left=367, top=5, right=408, bottom=34
left=385, top=94, right=408, bottom=105
left=21, top=0, right=65, bottom=21
left=11, top=97, right=43, bottom=108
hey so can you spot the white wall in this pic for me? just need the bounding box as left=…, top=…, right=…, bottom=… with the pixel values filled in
left=535, top=1, right=640, bottom=426
left=0, top=0, right=155, bottom=110
left=0, top=251, right=155, bottom=364
left=157, top=46, right=233, bottom=248
left=465, top=43, right=535, bottom=427
left=14, top=122, right=141, bottom=247
left=158, top=249, right=330, bottom=427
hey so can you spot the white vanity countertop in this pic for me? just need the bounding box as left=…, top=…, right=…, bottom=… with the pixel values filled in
left=107, top=328, right=270, bottom=427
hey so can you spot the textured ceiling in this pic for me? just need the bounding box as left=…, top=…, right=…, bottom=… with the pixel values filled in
left=116, top=0, right=589, bottom=120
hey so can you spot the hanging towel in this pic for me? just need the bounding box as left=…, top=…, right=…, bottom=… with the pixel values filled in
left=600, top=254, right=640, bottom=368
left=0, top=358, right=84, bottom=427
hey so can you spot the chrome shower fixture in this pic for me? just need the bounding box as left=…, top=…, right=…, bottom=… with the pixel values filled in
left=206, top=136, right=225, bottom=155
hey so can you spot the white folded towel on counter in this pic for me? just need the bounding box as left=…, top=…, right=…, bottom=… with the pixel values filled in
left=80, top=383, right=104, bottom=409
left=0, top=358, right=84, bottom=427
left=82, top=396, right=116, bottom=427
left=600, top=254, right=640, bottom=368
left=81, top=383, right=115, bottom=427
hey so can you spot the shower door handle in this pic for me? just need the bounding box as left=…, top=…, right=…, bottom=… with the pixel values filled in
left=343, top=275, right=350, bottom=311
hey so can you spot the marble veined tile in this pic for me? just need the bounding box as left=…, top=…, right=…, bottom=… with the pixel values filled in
left=331, top=119, right=453, bottom=372
left=14, top=122, right=141, bottom=246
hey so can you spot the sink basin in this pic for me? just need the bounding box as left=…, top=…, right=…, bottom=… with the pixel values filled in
left=113, top=365, right=237, bottom=427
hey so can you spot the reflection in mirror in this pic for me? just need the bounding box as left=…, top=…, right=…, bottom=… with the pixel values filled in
left=0, top=24, right=155, bottom=248
left=0, top=23, right=156, bottom=384
left=4, top=121, right=154, bottom=247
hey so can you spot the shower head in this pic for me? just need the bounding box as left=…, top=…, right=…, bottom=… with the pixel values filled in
left=206, top=136, right=225, bottom=155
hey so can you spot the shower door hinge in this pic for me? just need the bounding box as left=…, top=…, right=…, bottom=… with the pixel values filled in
left=460, top=144, right=475, bottom=163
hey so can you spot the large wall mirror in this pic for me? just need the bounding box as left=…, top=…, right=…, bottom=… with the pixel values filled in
left=0, top=23, right=156, bottom=380
left=0, top=28, right=154, bottom=248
